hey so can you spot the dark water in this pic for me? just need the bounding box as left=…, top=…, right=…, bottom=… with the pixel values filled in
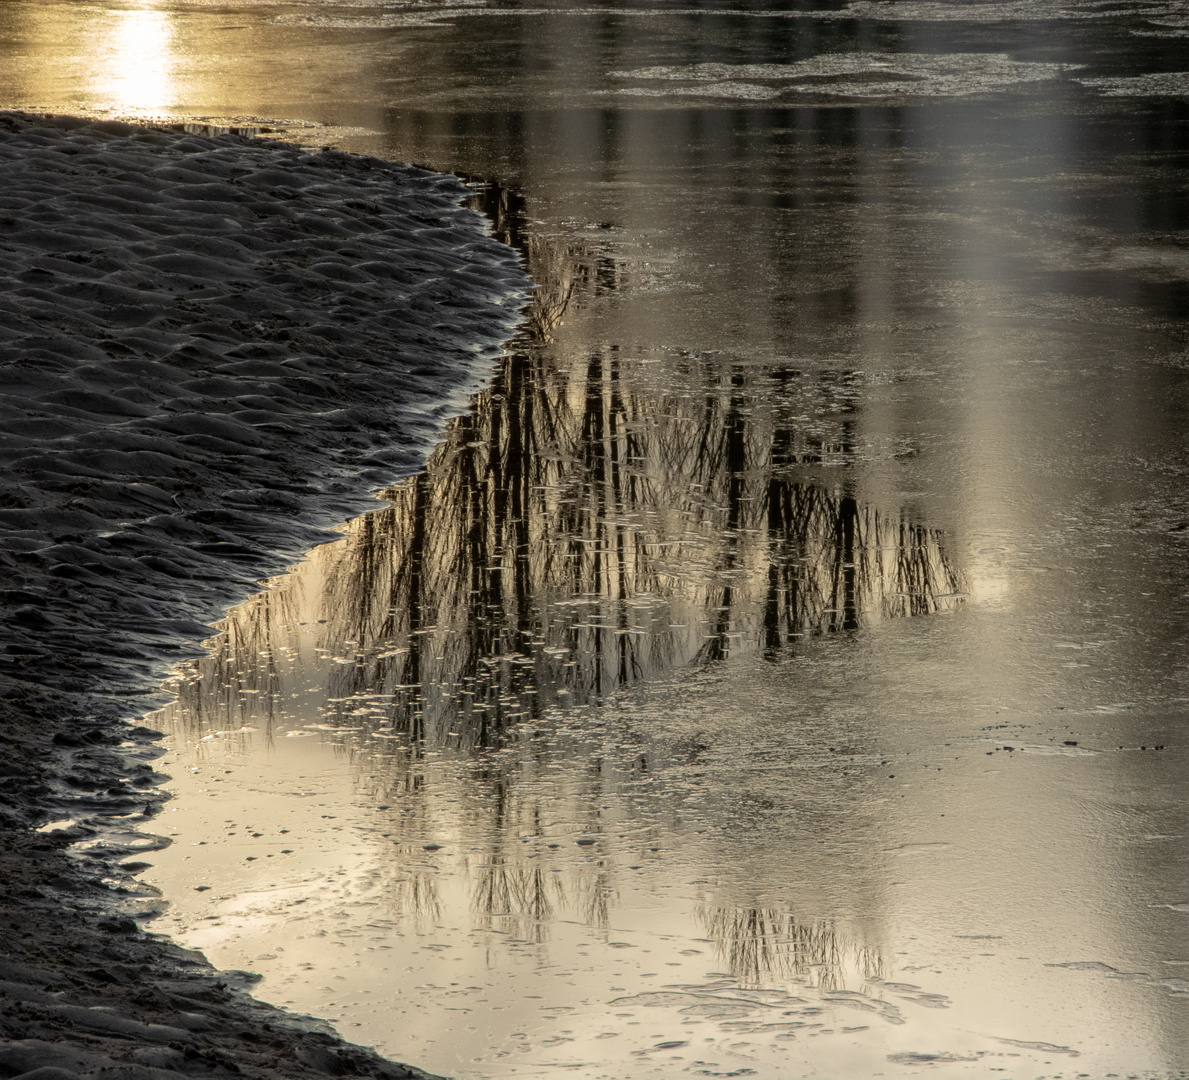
left=3, top=1, right=1189, bottom=1076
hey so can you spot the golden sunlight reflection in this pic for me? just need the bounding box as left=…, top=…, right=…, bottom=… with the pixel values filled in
left=91, top=7, right=177, bottom=114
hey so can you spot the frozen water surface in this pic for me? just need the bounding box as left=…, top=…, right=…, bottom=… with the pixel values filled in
left=2, top=0, right=1188, bottom=1076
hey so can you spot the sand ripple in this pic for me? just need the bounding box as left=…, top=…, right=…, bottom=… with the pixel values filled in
left=0, top=111, right=528, bottom=706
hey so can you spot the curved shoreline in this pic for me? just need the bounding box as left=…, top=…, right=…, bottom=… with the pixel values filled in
left=0, top=112, right=529, bottom=1078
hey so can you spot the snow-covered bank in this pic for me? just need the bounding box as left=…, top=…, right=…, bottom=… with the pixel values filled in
left=0, top=112, right=529, bottom=1078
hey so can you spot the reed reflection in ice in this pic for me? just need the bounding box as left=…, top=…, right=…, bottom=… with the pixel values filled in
left=143, top=216, right=974, bottom=1076
left=159, top=334, right=964, bottom=749
left=698, top=906, right=885, bottom=992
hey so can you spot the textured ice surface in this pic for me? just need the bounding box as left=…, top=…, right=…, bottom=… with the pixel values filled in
left=610, top=53, right=1074, bottom=100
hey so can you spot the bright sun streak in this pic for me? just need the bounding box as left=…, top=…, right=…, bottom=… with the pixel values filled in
left=94, top=8, right=176, bottom=113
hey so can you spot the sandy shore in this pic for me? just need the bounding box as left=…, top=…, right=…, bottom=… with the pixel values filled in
left=0, top=112, right=529, bottom=1078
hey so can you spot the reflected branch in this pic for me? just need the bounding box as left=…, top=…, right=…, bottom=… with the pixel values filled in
left=699, top=905, right=885, bottom=991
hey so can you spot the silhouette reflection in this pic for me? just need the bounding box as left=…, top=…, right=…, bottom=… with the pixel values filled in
left=146, top=201, right=971, bottom=1074
left=698, top=906, right=884, bottom=991
left=150, top=216, right=964, bottom=1015
left=160, top=316, right=964, bottom=750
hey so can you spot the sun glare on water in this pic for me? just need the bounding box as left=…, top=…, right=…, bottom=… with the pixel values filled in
left=92, top=7, right=177, bottom=114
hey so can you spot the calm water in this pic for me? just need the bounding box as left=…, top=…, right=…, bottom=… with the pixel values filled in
left=3, top=1, right=1189, bottom=1076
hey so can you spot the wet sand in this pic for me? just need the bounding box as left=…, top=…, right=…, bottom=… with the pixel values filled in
left=0, top=111, right=528, bottom=1077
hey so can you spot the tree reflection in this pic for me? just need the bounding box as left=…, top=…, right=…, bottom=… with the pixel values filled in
left=160, top=238, right=965, bottom=748
left=699, top=905, right=884, bottom=990
left=471, top=857, right=561, bottom=943
left=152, top=213, right=963, bottom=1006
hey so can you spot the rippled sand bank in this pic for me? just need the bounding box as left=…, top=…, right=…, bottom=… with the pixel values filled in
left=0, top=111, right=528, bottom=1078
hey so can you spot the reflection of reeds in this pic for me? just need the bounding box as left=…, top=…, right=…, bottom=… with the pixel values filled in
left=698, top=905, right=884, bottom=991
left=379, top=866, right=443, bottom=926
left=466, top=178, right=601, bottom=343
left=462, top=766, right=615, bottom=937
left=471, top=858, right=560, bottom=943
left=156, top=219, right=965, bottom=758
left=160, top=579, right=303, bottom=739
left=158, top=338, right=965, bottom=748
left=579, top=866, right=614, bottom=932
left=140, top=190, right=955, bottom=992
